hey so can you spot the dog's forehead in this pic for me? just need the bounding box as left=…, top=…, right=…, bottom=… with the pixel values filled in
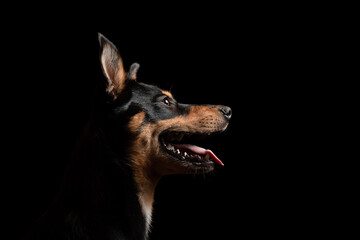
left=133, top=82, right=170, bottom=99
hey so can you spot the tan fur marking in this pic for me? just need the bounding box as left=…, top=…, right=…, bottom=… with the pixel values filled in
left=114, top=69, right=127, bottom=94
left=128, top=111, right=146, bottom=133
left=128, top=112, right=157, bottom=233
left=161, top=90, right=173, bottom=99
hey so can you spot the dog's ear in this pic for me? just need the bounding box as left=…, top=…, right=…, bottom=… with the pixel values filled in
left=128, top=62, right=140, bottom=80
left=98, top=33, right=129, bottom=98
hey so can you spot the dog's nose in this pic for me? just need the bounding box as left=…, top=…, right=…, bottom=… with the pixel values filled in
left=219, top=106, right=232, bottom=120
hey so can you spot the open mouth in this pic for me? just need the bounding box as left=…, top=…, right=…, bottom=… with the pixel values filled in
left=159, top=131, right=224, bottom=167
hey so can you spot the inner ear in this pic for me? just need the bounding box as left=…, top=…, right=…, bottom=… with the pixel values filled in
left=98, top=33, right=127, bottom=98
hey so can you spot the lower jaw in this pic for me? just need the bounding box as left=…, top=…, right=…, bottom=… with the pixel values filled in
left=159, top=138, right=216, bottom=172
left=162, top=149, right=214, bottom=172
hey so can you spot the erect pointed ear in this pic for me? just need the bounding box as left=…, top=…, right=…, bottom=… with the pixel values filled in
left=128, top=62, right=140, bottom=80
left=98, top=33, right=129, bottom=98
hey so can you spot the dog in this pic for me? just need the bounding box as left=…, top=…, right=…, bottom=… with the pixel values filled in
left=24, top=33, right=232, bottom=240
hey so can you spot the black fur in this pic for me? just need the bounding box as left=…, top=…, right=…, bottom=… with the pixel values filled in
left=24, top=123, right=147, bottom=240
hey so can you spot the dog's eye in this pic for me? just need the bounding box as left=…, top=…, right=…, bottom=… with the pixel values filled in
left=162, top=97, right=171, bottom=106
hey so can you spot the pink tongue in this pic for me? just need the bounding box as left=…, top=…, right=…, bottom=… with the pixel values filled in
left=174, top=144, right=224, bottom=166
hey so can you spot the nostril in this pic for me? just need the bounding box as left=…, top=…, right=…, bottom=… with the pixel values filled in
left=219, top=106, right=232, bottom=120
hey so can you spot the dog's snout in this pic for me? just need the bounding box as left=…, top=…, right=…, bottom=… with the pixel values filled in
left=219, top=106, right=232, bottom=120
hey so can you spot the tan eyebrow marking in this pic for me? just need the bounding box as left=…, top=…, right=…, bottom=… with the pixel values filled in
left=161, top=90, right=173, bottom=99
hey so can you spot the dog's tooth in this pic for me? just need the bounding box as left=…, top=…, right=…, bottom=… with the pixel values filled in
left=183, top=152, right=188, bottom=157
left=169, top=145, right=174, bottom=151
left=176, top=149, right=180, bottom=155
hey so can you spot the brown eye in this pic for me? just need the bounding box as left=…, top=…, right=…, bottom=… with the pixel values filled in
left=163, top=97, right=171, bottom=106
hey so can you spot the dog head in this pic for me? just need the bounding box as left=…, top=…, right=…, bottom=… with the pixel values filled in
left=97, top=34, right=231, bottom=180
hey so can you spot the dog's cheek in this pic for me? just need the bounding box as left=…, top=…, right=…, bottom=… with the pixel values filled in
left=128, top=111, right=146, bottom=134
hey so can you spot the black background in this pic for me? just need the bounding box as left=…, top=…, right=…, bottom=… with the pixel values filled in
left=4, top=10, right=339, bottom=239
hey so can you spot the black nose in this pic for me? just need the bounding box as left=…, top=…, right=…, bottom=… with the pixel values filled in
left=219, top=106, right=232, bottom=120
